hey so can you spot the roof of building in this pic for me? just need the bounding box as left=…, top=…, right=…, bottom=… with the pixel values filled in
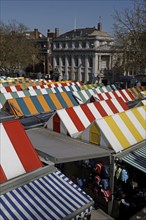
left=25, top=29, right=46, bottom=40
left=58, top=27, right=112, bottom=39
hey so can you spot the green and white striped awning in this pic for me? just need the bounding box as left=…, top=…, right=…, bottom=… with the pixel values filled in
left=122, top=146, right=146, bottom=173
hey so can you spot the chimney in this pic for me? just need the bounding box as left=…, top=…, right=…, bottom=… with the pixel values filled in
left=47, top=29, right=50, bottom=37
left=34, top=28, right=39, bottom=39
left=55, top=28, right=60, bottom=37
left=97, top=22, right=102, bottom=31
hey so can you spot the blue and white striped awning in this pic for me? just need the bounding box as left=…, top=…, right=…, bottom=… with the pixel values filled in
left=0, top=170, right=93, bottom=220
left=122, top=146, right=146, bottom=174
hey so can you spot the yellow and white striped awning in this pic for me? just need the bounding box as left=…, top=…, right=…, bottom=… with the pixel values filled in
left=140, top=91, right=146, bottom=98
left=96, top=105, right=146, bottom=152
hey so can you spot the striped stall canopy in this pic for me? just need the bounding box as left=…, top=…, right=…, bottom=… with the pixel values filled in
left=45, top=97, right=129, bottom=138
left=28, top=85, right=52, bottom=90
left=3, top=92, right=78, bottom=117
left=52, top=85, right=80, bottom=92
left=0, top=85, right=22, bottom=93
left=0, top=170, right=93, bottom=220
left=122, top=146, right=146, bottom=173
left=0, top=89, right=54, bottom=109
left=79, top=83, right=99, bottom=90
left=92, top=88, right=135, bottom=103
left=128, top=87, right=145, bottom=99
left=28, top=84, right=80, bottom=92
left=48, top=81, right=82, bottom=87
left=1, top=80, right=43, bottom=88
left=110, top=84, right=118, bottom=91
left=91, top=105, right=146, bottom=153
left=97, top=85, right=113, bottom=93
left=72, top=89, right=99, bottom=104
left=42, top=81, right=81, bottom=88
left=0, top=77, right=26, bottom=83
left=33, top=79, right=54, bottom=83
left=105, top=85, right=114, bottom=92
left=140, top=91, right=146, bottom=98
left=136, top=99, right=146, bottom=107
left=0, top=120, right=42, bottom=183
left=73, top=88, right=135, bottom=104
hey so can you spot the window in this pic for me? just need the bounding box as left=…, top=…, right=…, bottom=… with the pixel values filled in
left=68, top=56, right=71, bottom=66
left=56, top=42, right=60, bottom=48
left=75, top=41, right=79, bottom=48
left=62, top=42, right=66, bottom=48
left=89, top=57, right=93, bottom=67
left=62, top=57, right=65, bottom=66
left=82, top=41, right=86, bottom=48
left=74, top=57, right=78, bottom=66
left=56, top=56, right=59, bottom=66
left=68, top=41, right=72, bottom=48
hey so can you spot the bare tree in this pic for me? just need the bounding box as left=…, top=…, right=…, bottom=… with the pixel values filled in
left=0, top=20, right=39, bottom=76
left=113, top=0, right=146, bottom=74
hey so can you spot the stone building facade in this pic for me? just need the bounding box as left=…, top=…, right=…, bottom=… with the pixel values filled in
left=51, top=23, right=117, bottom=83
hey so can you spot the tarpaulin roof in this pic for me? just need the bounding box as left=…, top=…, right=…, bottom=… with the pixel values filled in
left=45, top=97, right=129, bottom=138
left=0, top=109, right=14, bottom=122
left=0, top=120, right=42, bottom=183
left=26, top=127, right=113, bottom=163
left=93, top=105, right=146, bottom=153
left=3, top=92, right=78, bottom=117
left=0, top=169, right=93, bottom=220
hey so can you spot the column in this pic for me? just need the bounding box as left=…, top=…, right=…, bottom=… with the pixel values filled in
left=92, top=54, right=98, bottom=83
left=78, top=56, right=82, bottom=81
left=109, top=55, right=112, bottom=69
left=98, top=55, right=102, bottom=72
left=85, top=55, right=89, bottom=82
left=59, top=56, right=63, bottom=80
left=53, top=56, right=57, bottom=70
left=71, top=55, right=75, bottom=81
left=65, top=56, right=68, bottom=80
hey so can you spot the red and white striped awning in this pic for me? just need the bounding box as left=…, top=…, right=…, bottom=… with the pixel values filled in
left=45, top=97, right=129, bottom=137
left=0, top=120, right=42, bottom=183
left=92, top=88, right=135, bottom=102
left=0, top=85, right=22, bottom=93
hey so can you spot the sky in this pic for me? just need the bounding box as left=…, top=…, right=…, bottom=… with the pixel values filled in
left=1, top=0, right=135, bottom=36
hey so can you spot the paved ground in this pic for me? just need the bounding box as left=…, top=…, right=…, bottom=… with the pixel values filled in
left=129, top=206, right=146, bottom=220
left=90, top=206, right=146, bottom=220
left=91, top=209, right=114, bottom=220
